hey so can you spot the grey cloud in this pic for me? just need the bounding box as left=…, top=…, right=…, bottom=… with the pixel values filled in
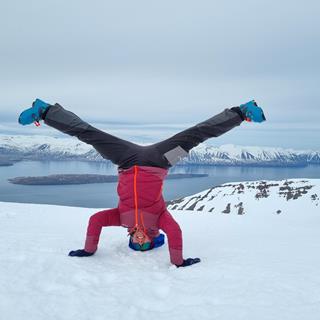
left=1, top=0, right=319, bottom=76
left=0, top=0, right=319, bottom=149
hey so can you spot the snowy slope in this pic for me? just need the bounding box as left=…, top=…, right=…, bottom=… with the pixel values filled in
left=1, top=135, right=320, bottom=165
left=167, top=179, right=320, bottom=215
left=1, top=179, right=320, bottom=320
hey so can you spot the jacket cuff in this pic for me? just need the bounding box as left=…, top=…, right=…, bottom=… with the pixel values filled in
left=169, top=248, right=184, bottom=265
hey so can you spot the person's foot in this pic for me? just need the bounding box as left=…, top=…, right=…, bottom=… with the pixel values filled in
left=68, top=249, right=95, bottom=257
left=18, top=99, right=50, bottom=125
left=240, top=100, right=266, bottom=123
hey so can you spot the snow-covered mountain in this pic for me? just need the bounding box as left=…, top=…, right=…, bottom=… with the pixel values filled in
left=185, top=143, right=320, bottom=166
left=0, top=135, right=102, bottom=162
left=1, top=135, right=320, bottom=166
left=167, top=179, right=320, bottom=215
left=1, top=178, right=320, bottom=320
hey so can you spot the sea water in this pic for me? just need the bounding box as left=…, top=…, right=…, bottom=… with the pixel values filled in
left=0, top=160, right=319, bottom=208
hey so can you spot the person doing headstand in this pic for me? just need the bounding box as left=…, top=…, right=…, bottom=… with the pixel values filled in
left=18, top=99, right=266, bottom=267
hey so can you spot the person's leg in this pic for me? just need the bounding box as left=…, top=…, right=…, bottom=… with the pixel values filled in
left=152, top=107, right=244, bottom=166
left=44, top=103, right=138, bottom=167
left=84, top=208, right=121, bottom=253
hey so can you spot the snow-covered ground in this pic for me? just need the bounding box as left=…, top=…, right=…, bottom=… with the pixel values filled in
left=1, top=180, right=320, bottom=320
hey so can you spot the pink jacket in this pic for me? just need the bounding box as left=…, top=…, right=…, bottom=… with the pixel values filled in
left=85, top=165, right=183, bottom=265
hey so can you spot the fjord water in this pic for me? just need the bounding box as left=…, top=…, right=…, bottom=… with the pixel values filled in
left=0, top=160, right=319, bottom=208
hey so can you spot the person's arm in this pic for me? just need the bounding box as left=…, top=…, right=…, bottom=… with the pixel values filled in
left=158, top=210, right=201, bottom=267
left=69, top=208, right=120, bottom=257
left=158, top=210, right=184, bottom=265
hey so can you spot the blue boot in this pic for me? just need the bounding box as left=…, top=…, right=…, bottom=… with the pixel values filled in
left=240, top=100, right=266, bottom=123
left=18, top=99, right=50, bottom=125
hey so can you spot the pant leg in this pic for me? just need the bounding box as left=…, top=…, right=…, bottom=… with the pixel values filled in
left=84, top=208, right=121, bottom=252
left=158, top=210, right=183, bottom=265
left=44, top=103, right=138, bottom=166
left=153, top=107, right=244, bottom=166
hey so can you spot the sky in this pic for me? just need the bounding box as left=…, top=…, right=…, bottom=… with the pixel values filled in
left=0, top=0, right=319, bottom=150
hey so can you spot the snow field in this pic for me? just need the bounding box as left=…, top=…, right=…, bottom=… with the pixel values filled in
left=0, top=200, right=320, bottom=320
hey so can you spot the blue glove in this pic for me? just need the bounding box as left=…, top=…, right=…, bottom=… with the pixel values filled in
left=176, top=257, right=201, bottom=268
left=240, top=100, right=266, bottom=123
left=68, top=249, right=95, bottom=257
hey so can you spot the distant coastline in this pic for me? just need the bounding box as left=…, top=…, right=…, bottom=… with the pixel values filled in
left=0, top=159, right=15, bottom=167
left=0, top=162, right=14, bottom=167
left=8, top=173, right=208, bottom=185
left=1, top=136, right=320, bottom=167
left=0, top=155, right=22, bottom=167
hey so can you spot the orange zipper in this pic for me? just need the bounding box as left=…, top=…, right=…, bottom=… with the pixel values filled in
left=133, top=165, right=146, bottom=231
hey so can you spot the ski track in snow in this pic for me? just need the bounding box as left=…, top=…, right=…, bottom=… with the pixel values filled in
left=1, top=200, right=320, bottom=320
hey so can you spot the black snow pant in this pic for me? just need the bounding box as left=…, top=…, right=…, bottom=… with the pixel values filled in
left=44, top=104, right=244, bottom=169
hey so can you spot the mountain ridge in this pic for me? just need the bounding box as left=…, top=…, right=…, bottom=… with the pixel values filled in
left=1, top=135, right=320, bottom=166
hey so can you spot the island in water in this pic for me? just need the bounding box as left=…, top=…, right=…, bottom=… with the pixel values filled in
left=8, top=173, right=208, bottom=185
